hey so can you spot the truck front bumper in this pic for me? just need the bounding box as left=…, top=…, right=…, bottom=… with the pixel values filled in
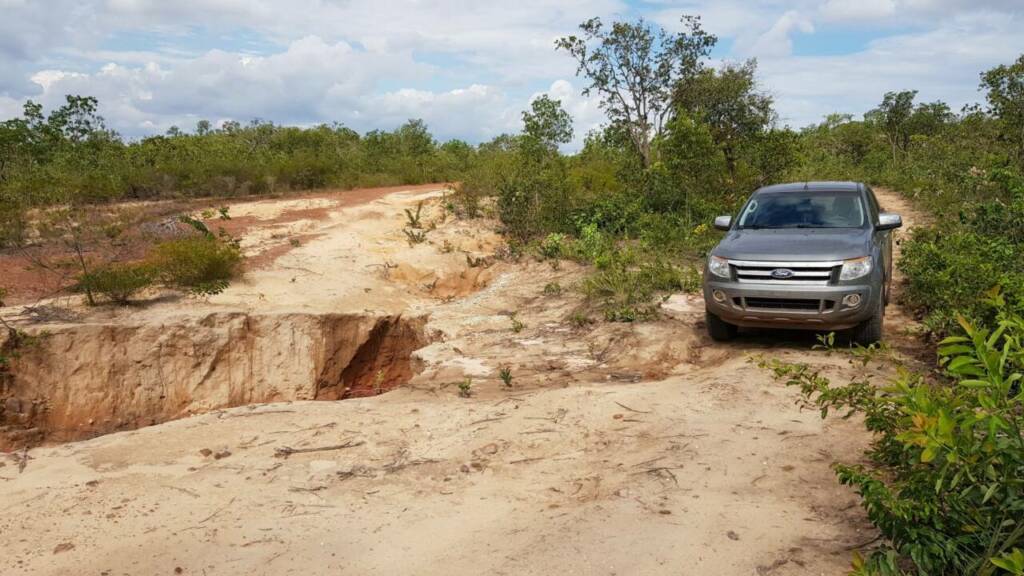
left=703, top=279, right=878, bottom=330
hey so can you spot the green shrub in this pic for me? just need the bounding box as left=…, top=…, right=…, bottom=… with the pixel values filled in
left=539, top=233, right=567, bottom=259
left=78, top=263, right=156, bottom=305
left=446, top=182, right=485, bottom=219
left=762, top=292, right=1024, bottom=576
left=582, top=249, right=695, bottom=322
left=149, top=236, right=242, bottom=296
left=0, top=200, right=25, bottom=248
left=568, top=222, right=613, bottom=264
left=899, top=227, right=1024, bottom=333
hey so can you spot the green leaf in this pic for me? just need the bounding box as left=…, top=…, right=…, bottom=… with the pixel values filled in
left=939, top=344, right=974, bottom=356
left=982, top=483, right=998, bottom=503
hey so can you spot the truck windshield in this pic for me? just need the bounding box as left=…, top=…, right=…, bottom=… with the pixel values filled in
left=737, top=191, right=865, bottom=229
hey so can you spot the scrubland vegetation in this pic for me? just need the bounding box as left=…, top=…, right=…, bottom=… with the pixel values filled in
left=1, top=12, right=1023, bottom=575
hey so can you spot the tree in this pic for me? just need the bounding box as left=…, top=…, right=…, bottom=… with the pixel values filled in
left=870, top=90, right=918, bottom=163
left=556, top=15, right=717, bottom=167
left=522, top=95, right=574, bottom=150
left=673, top=59, right=775, bottom=178
left=907, top=100, right=954, bottom=138
left=397, top=119, right=434, bottom=158
left=981, top=54, right=1024, bottom=166
left=46, top=95, right=108, bottom=143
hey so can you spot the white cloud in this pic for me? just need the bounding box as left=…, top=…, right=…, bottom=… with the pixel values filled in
left=820, top=0, right=897, bottom=22
left=2, top=0, right=1024, bottom=146
left=759, top=11, right=1024, bottom=127
left=24, top=36, right=536, bottom=142
left=369, top=85, right=519, bottom=142
left=739, top=10, right=815, bottom=58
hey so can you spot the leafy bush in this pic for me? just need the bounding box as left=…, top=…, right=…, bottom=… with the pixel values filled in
left=539, top=233, right=567, bottom=259
left=148, top=236, right=242, bottom=296
left=899, top=227, right=1024, bottom=333
left=582, top=249, right=698, bottom=321
left=78, top=263, right=156, bottom=305
left=762, top=292, right=1024, bottom=576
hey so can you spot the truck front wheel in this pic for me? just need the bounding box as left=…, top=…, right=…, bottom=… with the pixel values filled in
left=849, top=296, right=884, bottom=345
left=706, top=310, right=738, bottom=342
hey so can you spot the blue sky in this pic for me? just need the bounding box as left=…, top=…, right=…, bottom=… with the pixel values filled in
left=2, top=0, right=1023, bottom=149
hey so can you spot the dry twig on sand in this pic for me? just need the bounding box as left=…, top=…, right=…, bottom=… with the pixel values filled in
left=274, top=439, right=365, bottom=459
left=614, top=401, right=652, bottom=414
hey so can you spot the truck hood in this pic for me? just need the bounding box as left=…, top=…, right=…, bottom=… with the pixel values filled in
left=712, top=228, right=872, bottom=262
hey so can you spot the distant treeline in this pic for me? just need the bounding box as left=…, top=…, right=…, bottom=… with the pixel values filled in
left=0, top=96, right=470, bottom=205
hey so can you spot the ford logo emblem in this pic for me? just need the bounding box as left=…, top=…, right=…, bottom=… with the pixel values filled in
left=770, top=268, right=795, bottom=279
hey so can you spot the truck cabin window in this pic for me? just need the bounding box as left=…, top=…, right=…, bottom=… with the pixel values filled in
left=737, top=192, right=865, bottom=229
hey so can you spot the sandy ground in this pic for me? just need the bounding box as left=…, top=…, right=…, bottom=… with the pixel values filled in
left=0, top=187, right=928, bottom=575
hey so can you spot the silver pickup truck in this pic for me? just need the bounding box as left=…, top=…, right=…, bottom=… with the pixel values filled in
left=702, top=181, right=902, bottom=344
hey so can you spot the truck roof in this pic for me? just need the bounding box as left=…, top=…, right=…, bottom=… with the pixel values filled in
left=755, top=181, right=864, bottom=195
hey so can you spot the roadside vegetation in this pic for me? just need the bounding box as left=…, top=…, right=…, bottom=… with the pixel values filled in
left=763, top=290, right=1024, bottom=576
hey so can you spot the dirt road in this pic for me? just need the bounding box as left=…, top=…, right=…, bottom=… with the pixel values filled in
left=0, top=187, right=926, bottom=575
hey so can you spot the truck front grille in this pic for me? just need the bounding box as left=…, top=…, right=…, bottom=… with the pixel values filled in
left=729, top=260, right=841, bottom=285
left=736, top=297, right=836, bottom=312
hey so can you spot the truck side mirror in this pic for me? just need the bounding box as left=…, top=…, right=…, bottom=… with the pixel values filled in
left=877, top=213, right=902, bottom=231
left=713, top=215, right=732, bottom=231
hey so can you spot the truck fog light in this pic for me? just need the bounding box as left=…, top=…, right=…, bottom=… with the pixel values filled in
left=712, top=290, right=727, bottom=303
left=842, top=294, right=862, bottom=308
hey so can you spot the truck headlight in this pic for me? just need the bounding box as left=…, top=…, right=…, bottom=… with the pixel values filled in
left=839, top=256, right=872, bottom=281
left=708, top=255, right=730, bottom=278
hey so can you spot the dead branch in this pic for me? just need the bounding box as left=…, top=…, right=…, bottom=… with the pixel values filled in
left=221, top=409, right=297, bottom=419
left=469, top=415, right=508, bottom=426
left=274, top=439, right=365, bottom=459
left=198, top=496, right=236, bottom=524
left=614, top=401, right=652, bottom=414
left=631, top=466, right=682, bottom=486
left=288, top=485, right=328, bottom=493
left=162, top=485, right=201, bottom=498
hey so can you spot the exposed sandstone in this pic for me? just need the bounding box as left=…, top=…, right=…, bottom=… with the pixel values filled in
left=0, top=312, right=427, bottom=449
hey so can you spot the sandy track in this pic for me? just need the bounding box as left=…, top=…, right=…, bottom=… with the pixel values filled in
left=0, top=187, right=927, bottom=575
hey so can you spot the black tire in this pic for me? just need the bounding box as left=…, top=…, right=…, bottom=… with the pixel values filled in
left=849, top=296, right=884, bottom=345
left=706, top=310, right=738, bottom=342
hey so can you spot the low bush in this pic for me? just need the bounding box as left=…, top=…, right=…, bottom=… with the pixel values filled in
left=762, top=291, right=1024, bottom=576
left=148, top=236, right=242, bottom=296
left=539, top=233, right=567, bottom=260
left=899, top=227, right=1024, bottom=333
left=582, top=249, right=699, bottom=321
left=78, top=263, right=156, bottom=305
